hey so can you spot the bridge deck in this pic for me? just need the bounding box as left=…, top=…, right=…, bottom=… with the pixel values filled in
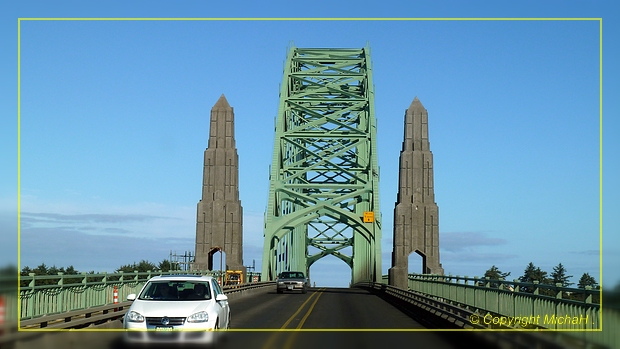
left=230, top=287, right=426, bottom=329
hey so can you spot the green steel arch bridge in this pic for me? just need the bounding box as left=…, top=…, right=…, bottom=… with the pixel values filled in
left=261, top=45, right=382, bottom=285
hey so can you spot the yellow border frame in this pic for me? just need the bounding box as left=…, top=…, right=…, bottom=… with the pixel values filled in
left=16, top=17, right=603, bottom=333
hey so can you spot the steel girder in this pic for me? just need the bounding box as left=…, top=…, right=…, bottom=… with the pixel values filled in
left=262, top=45, right=382, bottom=285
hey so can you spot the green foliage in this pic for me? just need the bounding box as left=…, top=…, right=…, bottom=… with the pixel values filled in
left=19, top=258, right=178, bottom=287
left=550, top=263, right=573, bottom=287
left=20, top=263, right=80, bottom=277
left=158, top=259, right=180, bottom=272
left=483, top=265, right=511, bottom=288
left=115, top=260, right=158, bottom=273
left=484, top=265, right=511, bottom=280
left=518, top=262, right=551, bottom=293
left=20, top=263, right=82, bottom=287
left=578, top=272, right=597, bottom=289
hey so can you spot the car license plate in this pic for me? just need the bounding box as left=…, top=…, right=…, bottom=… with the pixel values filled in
left=155, top=326, right=173, bottom=331
left=287, top=285, right=293, bottom=290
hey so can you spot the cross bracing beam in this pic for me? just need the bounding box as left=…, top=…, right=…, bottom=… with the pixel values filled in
left=262, top=45, right=382, bottom=284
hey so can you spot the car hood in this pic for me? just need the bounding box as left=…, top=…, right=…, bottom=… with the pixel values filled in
left=278, top=278, right=306, bottom=282
left=129, top=300, right=211, bottom=317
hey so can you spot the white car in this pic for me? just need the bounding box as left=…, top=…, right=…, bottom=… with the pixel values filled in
left=123, top=275, right=230, bottom=344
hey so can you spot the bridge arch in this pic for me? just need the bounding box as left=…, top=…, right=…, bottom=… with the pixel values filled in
left=262, top=45, right=382, bottom=285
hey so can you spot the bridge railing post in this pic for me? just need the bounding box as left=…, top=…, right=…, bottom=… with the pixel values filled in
left=555, top=283, right=562, bottom=300
left=532, top=280, right=540, bottom=318
left=475, top=276, right=483, bottom=314
left=57, top=272, right=64, bottom=313
left=462, top=276, right=468, bottom=308
left=26, top=273, right=35, bottom=319
left=80, top=272, right=87, bottom=310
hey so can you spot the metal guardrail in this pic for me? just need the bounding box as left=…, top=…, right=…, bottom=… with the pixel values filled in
left=18, top=281, right=275, bottom=330
left=16, top=270, right=261, bottom=320
left=20, top=301, right=132, bottom=329
left=0, top=280, right=275, bottom=347
left=376, top=274, right=618, bottom=349
left=402, top=274, right=600, bottom=330
left=356, top=281, right=609, bottom=349
left=356, top=281, right=482, bottom=329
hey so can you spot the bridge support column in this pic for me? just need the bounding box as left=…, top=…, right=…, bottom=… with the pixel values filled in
left=389, top=97, right=443, bottom=289
left=193, top=95, right=246, bottom=278
left=388, top=266, right=408, bottom=290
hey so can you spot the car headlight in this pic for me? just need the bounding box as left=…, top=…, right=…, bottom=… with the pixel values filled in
left=187, top=311, right=209, bottom=323
left=277, top=281, right=284, bottom=285
left=126, top=310, right=144, bottom=323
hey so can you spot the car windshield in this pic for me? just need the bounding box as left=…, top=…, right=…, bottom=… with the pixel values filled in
left=280, top=272, right=304, bottom=279
left=138, top=281, right=212, bottom=301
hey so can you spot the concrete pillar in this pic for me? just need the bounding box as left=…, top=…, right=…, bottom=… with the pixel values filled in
left=193, top=95, right=246, bottom=278
left=389, top=97, right=444, bottom=289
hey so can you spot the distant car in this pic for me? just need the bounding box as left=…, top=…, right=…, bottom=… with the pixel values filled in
left=276, top=271, right=308, bottom=294
left=123, top=275, right=230, bottom=344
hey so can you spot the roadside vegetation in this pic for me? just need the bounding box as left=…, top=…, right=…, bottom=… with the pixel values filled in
left=483, top=262, right=601, bottom=303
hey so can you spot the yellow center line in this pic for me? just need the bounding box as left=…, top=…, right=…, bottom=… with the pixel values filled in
left=283, top=289, right=325, bottom=349
left=261, top=288, right=325, bottom=349
left=279, top=288, right=324, bottom=330
left=296, top=289, right=323, bottom=329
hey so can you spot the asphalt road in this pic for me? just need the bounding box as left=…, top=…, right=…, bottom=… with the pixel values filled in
left=9, top=287, right=500, bottom=349
left=231, top=287, right=427, bottom=329
left=221, top=287, right=462, bottom=349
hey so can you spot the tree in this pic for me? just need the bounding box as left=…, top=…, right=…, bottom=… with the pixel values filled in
left=550, top=263, right=573, bottom=287
left=116, top=260, right=158, bottom=273
left=20, top=263, right=83, bottom=287
left=578, top=272, right=597, bottom=289
left=483, top=265, right=511, bottom=288
left=158, top=259, right=180, bottom=272
left=20, top=265, right=32, bottom=276
left=484, top=265, right=511, bottom=280
left=518, top=262, right=550, bottom=293
left=33, top=263, right=49, bottom=275
left=65, top=265, right=78, bottom=275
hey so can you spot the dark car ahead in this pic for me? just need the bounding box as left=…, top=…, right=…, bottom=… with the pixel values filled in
left=276, top=271, right=308, bottom=294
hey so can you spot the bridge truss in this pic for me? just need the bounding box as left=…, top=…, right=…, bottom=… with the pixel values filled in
left=262, top=45, right=382, bottom=284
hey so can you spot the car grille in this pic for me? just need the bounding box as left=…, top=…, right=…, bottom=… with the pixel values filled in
left=145, top=317, right=186, bottom=326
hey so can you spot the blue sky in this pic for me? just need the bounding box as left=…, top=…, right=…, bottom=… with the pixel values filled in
left=1, top=1, right=618, bottom=289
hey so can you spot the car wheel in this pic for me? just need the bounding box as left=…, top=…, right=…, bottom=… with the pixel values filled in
left=277, top=289, right=283, bottom=294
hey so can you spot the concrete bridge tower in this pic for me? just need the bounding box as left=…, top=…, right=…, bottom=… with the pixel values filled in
left=389, top=97, right=444, bottom=289
left=193, top=95, right=245, bottom=277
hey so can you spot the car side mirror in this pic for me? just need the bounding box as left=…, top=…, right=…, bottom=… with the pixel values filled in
left=127, top=294, right=136, bottom=301
left=215, top=294, right=228, bottom=302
